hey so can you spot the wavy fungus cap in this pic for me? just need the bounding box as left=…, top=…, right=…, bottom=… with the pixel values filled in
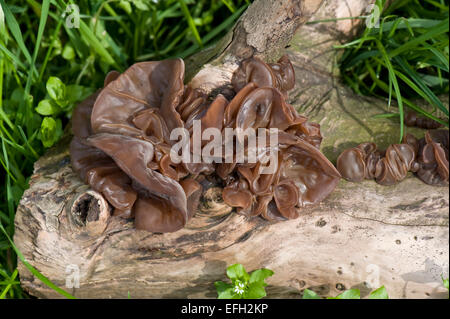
left=91, top=59, right=185, bottom=138
left=405, top=111, right=442, bottom=129
left=416, top=130, right=449, bottom=186
left=336, top=136, right=420, bottom=185
left=231, top=55, right=295, bottom=96
left=336, top=131, right=449, bottom=186
left=70, top=56, right=341, bottom=232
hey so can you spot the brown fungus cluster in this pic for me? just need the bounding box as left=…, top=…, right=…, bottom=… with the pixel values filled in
left=337, top=130, right=449, bottom=186
left=70, top=56, right=341, bottom=233
left=416, top=130, right=449, bottom=185
left=404, top=110, right=442, bottom=129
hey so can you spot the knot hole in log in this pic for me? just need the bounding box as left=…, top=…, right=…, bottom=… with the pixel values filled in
left=69, top=190, right=110, bottom=235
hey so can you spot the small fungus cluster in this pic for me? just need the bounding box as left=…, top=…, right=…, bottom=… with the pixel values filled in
left=337, top=130, right=449, bottom=186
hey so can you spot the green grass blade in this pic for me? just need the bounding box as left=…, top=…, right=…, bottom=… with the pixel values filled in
left=203, top=4, right=248, bottom=44
left=0, top=155, right=18, bottom=184
left=0, top=223, right=76, bottom=299
left=387, top=17, right=403, bottom=38
left=177, top=4, right=247, bottom=58
left=0, top=209, right=9, bottom=224
left=366, top=63, right=448, bottom=127
left=372, top=113, right=400, bottom=119
left=79, top=19, right=120, bottom=69
left=376, top=40, right=404, bottom=141
left=0, top=0, right=33, bottom=65
left=395, top=56, right=449, bottom=116
left=2, top=139, right=15, bottom=221
left=0, top=44, right=28, bottom=71
left=221, top=0, right=236, bottom=13
left=341, top=50, right=380, bottom=70
left=371, top=56, right=440, bottom=111
left=423, top=43, right=449, bottom=72
left=0, top=135, right=29, bottom=157
left=0, top=269, right=18, bottom=299
left=306, top=16, right=366, bottom=25
left=0, top=105, right=16, bottom=132
left=17, top=126, right=39, bottom=159
left=24, top=0, right=50, bottom=97
left=334, top=36, right=378, bottom=49
left=423, top=0, right=449, bottom=10
left=178, top=0, right=202, bottom=47
left=389, top=18, right=449, bottom=58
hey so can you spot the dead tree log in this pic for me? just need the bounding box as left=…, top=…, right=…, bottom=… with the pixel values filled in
left=14, top=0, right=449, bottom=299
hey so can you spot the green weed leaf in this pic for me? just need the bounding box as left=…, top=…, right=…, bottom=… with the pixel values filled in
left=132, top=0, right=151, bottom=11
left=328, top=289, right=361, bottom=299
left=249, top=268, right=274, bottom=284
left=369, top=286, right=389, bottom=299
left=217, top=264, right=273, bottom=299
left=39, top=117, right=62, bottom=148
left=442, top=277, right=449, bottom=291
left=302, top=289, right=321, bottom=299
left=35, top=99, right=61, bottom=116
left=46, top=76, right=66, bottom=103
left=245, top=282, right=267, bottom=299
left=215, top=281, right=237, bottom=299
left=62, top=44, right=75, bottom=60
left=226, top=263, right=250, bottom=283
left=66, top=85, right=93, bottom=105
left=119, top=1, right=132, bottom=14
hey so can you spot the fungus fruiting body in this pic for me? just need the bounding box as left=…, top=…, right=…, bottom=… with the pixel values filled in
left=405, top=111, right=442, bottom=129
left=337, top=130, right=449, bottom=186
left=70, top=56, right=341, bottom=232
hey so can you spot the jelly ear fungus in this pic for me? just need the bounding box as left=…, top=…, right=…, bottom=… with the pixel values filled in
left=337, top=130, right=449, bottom=186
left=70, top=55, right=341, bottom=232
